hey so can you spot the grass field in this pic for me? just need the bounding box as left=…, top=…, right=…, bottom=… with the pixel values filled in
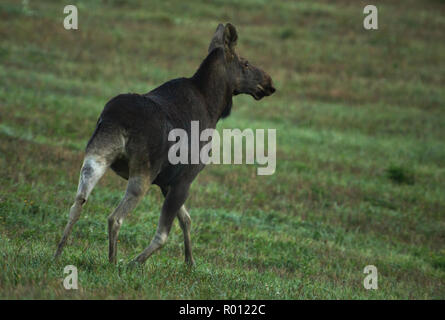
left=0, top=0, right=444, bottom=299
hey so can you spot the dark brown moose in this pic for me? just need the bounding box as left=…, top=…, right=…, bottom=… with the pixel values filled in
left=54, top=23, right=276, bottom=265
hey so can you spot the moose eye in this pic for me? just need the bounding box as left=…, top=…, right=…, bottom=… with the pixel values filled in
left=243, top=61, right=249, bottom=68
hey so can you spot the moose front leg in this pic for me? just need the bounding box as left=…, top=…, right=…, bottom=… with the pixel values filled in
left=160, top=187, right=194, bottom=265
left=133, top=184, right=189, bottom=264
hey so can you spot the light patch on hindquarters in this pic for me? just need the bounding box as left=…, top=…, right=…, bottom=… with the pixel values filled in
left=78, top=156, right=108, bottom=200
left=83, top=156, right=107, bottom=175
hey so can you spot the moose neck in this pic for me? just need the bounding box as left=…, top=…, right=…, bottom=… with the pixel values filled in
left=192, top=48, right=234, bottom=122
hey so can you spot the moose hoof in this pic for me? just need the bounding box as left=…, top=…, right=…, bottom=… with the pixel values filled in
left=128, top=257, right=145, bottom=269
left=185, top=258, right=195, bottom=267
left=126, top=260, right=140, bottom=270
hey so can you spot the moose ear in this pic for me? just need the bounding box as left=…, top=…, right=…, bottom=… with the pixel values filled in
left=208, top=23, right=238, bottom=57
left=208, top=23, right=225, bottom=53
left=223, top=23, right=238, bottom=54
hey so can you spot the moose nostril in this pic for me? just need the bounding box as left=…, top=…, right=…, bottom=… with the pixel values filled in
left=270, top=87, right=276, bottom=94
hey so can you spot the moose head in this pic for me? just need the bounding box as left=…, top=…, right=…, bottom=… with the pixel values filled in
left=208, top=23, right=276, bottom=101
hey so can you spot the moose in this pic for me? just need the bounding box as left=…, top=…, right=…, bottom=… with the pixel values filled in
left=54, top=23, right=276, bottom=265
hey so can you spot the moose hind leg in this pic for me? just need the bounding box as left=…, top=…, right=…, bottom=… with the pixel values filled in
left=55, top=156, right=107, bottom=258
left=177, top=205, right=194, bottom=265
left=108, top=175, right=150, bottom=264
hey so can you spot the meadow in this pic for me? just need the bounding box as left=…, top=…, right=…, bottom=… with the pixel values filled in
left=0, top=0, right=444, bottom=299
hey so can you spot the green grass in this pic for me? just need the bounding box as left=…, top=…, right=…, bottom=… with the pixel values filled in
left=0, top=0, right=444, bottom=299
